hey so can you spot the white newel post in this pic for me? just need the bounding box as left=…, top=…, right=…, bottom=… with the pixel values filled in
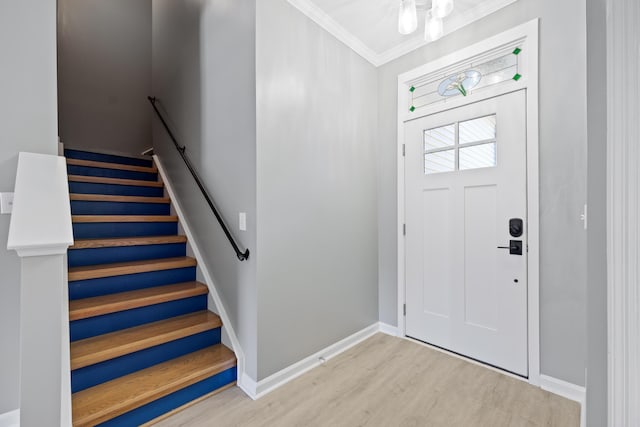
left=7, top=153, right=74, bottom=427
left=607, top=0, right=640, bottom=426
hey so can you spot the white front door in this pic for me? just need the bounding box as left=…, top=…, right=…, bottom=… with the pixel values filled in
left=404, top=90, right=528, bottom=376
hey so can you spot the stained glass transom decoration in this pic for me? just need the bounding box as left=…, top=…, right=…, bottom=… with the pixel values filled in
left=424, top=114, right=497, bottom=174
left=408, top=43, right=523, bottom=113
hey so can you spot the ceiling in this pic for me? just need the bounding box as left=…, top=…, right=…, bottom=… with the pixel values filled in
left=286, top=0, right=518, bottom=66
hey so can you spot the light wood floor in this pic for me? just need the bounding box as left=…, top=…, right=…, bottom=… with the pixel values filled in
left=156, top=333, right=580, bottom=427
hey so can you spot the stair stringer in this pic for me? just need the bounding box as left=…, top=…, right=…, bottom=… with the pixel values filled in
left=153, top=155, right=246, bottom=389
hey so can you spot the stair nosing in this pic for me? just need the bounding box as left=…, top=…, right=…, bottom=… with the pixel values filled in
left=70, top=311, right=222, bottom=370
left=68, top=175, right=164, bottom=188
left=69, top=281, right=208, bottom=321
left=72, top=215, right=178, bottom=223
left=72, top=345, right=236, bottom=427
left=68, top=256, right=197, bottom=281
left=67, top=158, right=158, bottom=174
left=70, top=235, right=187, bottom=250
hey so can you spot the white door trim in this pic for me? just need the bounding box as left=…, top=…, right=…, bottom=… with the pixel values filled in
left=606, top=0, right=640, bottom=424
left=396, top=19, right=540, bottom=386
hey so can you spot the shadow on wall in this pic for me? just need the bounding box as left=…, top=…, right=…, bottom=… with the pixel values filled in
left=150, top=0, right=258, bottom=379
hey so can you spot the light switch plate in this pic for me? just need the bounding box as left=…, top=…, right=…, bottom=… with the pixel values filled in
left=1, top=192, right=15, bottom=214
left=239, top=212, right=247, bottom=231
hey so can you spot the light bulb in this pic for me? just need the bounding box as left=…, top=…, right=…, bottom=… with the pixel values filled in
left=398, top=0, right=418, bottom=35
left=432, top=0, right=454, bottom=18
left=425, top=10, right=444, bottom=41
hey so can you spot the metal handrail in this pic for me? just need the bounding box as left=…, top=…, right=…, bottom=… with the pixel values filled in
left=147, top=96, right=250, bottom=261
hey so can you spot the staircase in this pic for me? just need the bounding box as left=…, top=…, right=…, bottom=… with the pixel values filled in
left=65, top=149, right=237, bottom=426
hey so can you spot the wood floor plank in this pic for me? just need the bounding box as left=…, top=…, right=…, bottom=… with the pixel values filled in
left=70, top=311, right=221, bottom=370
left=72, top=345, right=236, bottom=427
left=68, top=175, right=164, bottom=188
left=69, top=194, right=170, bottom=204
left=72, top=215, right=178, bottom=223
left=67, top=158, right=158, bottom=173
left=70, top=235, right=187, bottom=249
left=68, top=256, right=197, bottom=281
left=69, top=282, right=208, bottom=321
left=153, top=334, right=580, bottom=427
left=141, top=383, right=236, bottom=427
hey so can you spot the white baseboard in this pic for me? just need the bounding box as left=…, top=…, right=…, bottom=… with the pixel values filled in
left=240, top=323, right=382, bottom=399
left=378, top=322, right=400, bottom=337
left=540, top=374, right=585, bottom=403
left=539, top=375, right=586, bottom=427
left=0, top=410, right=19, bottom=427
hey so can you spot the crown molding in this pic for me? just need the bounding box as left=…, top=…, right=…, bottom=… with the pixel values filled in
left=287, top=0, right=519, bottom=68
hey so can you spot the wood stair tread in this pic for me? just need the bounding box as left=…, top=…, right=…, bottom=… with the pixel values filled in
left=67, top=158, right=158, bottom=173
left=72, top=215, right=178, bottom=223
left=68, top=175, right=164, bottom=188
left=72, top=344, right=236, bottom=427
left=69, top=282, right=208, bottom=321
left=70, top=194, right=170, bottom=204
left=70, top=311, right=221, bottom=370
left=68, top=256, right=197, bottom=281
left=70, top=235, right=187, bottom=250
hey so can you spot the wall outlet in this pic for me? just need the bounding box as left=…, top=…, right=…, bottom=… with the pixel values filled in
left=239, top=212, right=247, bottom=231
left=1, top=192, right=14, bottom=214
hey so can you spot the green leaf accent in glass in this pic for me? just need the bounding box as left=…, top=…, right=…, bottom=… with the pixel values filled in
left=409, top=106, right=416, bottom=112
left=456, top=84, right=468, bottom=97
left=409, top=86, right=416, bottom=92
left=513, top=47, right=522, bottom=55
left=513, top=73, right=522, bottom=81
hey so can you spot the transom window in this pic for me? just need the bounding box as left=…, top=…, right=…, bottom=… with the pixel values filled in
left=424, top=114, right=497, bottom=174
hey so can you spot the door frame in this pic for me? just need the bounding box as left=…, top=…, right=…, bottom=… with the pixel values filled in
left=396, top=19, right=541, bottom=386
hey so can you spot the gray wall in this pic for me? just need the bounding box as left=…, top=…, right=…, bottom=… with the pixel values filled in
left=0, top=0, right=58, bottom=414
left=255, top=0, right=379, bottom=380
left=151, top=0, right=258, bottom=379
left=377, top=0, right=588, bottom=386
left=58, top=0, right=152, bottom=155
left=586, top=0, right=607, bottom=424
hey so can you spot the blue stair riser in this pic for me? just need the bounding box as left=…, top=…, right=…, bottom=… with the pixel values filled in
left=72, top=329, right=221, bottom=393
left=67, top=165, right=158, bottom=181
left=71, top=200, right=170, bottom=216
left=65, top=149, right=153, bottom=168
left=69, top=182, right=164, bottom=197
left=69, top=267, right=197, bottom=300
left=69, top=243, right=186, bottom=268
left=67, top=165, right=158, bottom=182
left=73, top=222, right=177, bottom=239
left=70, top=295, right=207, bottom=341
left=97, top=366, right=237, bottom=427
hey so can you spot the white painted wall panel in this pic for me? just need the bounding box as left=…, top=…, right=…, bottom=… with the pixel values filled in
left=0, top=0, right=58, bottom=414
left=256, top=0, right=379, bottom=380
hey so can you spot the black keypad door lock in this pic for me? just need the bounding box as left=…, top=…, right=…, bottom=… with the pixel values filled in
left=497, top=240, right=523, bottom=256
left=510, top=218, right=523, bottom=237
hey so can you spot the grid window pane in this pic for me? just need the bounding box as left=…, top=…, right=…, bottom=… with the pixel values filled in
left=424, top=124, right=455, bottom=151
left=459, top=143, right=496, bottom=170
left=425, top=149, right=455, bottom=174
left=459, top=115, right=496, bottom=144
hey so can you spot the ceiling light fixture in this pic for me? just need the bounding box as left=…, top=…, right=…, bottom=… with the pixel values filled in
left=432, top=0, right=454, bottom=18
left=398, top=0, right=453, bottom=41
left=425, top=10, right=444, bottom=41
left=398, top=0, right=418, bottom=35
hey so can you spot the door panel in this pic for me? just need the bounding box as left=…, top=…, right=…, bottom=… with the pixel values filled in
left=404, top=90, right=528, bottom=376
left=420, top=188, right=451, bottom=319
left=463, top=184, right=498, bottom=331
